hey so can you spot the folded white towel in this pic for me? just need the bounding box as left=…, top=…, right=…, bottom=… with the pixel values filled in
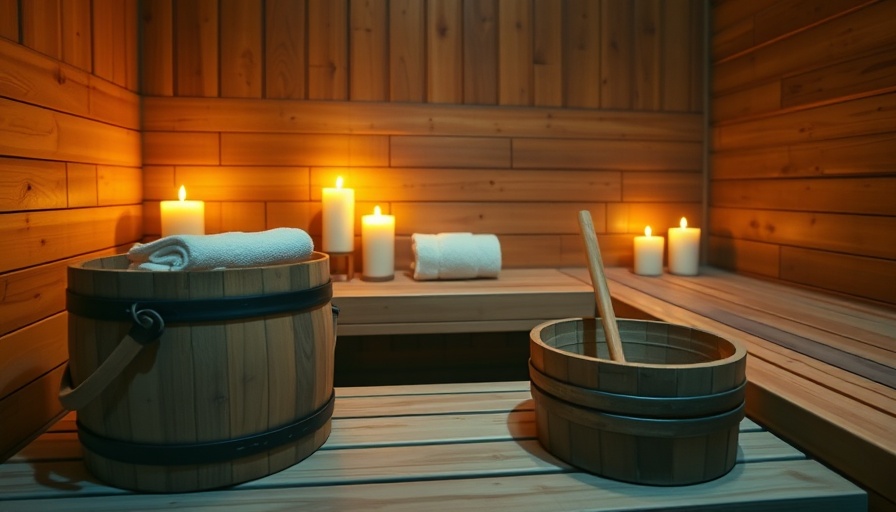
left=411, top=232, right=501, bottom=280
left=127, top=228, right=314, bottom=271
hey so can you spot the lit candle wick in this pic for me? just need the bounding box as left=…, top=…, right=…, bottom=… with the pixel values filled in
left=178, top=185, right=187, bottom=202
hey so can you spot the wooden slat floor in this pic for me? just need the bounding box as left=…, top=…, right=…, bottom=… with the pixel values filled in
left=0, top=381, right=865, bottom=511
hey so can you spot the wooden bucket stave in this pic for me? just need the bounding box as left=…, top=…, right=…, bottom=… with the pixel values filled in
left=64, top=253, right=335, bottom=492
left=529, top=317, right=747, bottom=486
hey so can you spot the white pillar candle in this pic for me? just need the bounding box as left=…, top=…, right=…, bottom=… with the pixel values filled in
left=361, top=205, right=395, bottom=281
left=633, top=226, right=664, bottom=276
left=160, top=185, right=205, bottom=237
left=668, top=217, right=701, bottom=276
left=322, top=176, right=355, bottom=253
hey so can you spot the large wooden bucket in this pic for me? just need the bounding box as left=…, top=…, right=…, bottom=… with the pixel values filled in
left=530, top=317, right=747, bottom=486
left=61, top=253, right=336, bottom=492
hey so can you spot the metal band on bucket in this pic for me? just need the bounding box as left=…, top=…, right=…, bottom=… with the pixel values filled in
left=66, top=281, right=333, bottom=323
left=76, top=392, right=336, bottom=466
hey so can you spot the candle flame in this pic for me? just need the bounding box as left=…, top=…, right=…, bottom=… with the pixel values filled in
left=680, top=217, right=688, bottom=229
left=336, top=176, right=344, bottom=189
left=178, top=185, right=187, bottom=201
left=374, top=205, right=382, bottom=216
left=645, top=226, right=652, bottom=237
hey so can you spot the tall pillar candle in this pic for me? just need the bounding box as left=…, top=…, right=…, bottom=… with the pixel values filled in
left=361, top=205, right=395, bottom=281
left=322, top=176, right=355, bottom=253
left=633, top=226, right=664, bottom=276
left=668, top=217, right=701, bottom=276
left=160, top=185, right=205, bottom=237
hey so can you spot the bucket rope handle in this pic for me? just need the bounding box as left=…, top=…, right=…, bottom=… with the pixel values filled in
left=59, top=302, right=340, bottom=411
left=58, top=305, right=165, bottom=411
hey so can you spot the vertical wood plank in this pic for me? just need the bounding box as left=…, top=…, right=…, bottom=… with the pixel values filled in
left=390, top=0, right=425, bottom=101
left=61, top=0, right=91, bottom=70
left=175, top=0, right=219, bottom=97
left=0, top=0, right=18, bottom=41
left=427, top=0, right=463, bottom=103
left=93, top=0, right=128, bottom=87
left=350, top=0, right=388, bottom=101
left=633, top=0, right=661, bottom=110
left=265, top=0, right=306, bottom=99
left=498, top=0, right=532, bottom=106
left=662, top=0, right=691, bottom=111
left=563, top=0, right=601, bottom=108
left=600, top=0, right=633, bottom=109
left=141, top=0, right=174, bottom=96
left=690, top=0, right=705, bottom=112
left=533, top=0, right=562, bottom=106
left=308, top=0, right=348, bottom=100
left=220, top=0, right=263, bottom=98
left=22, top=0, right=61, bottom=59
left=124, top=0, right=139, bottom=91
left=463, top=0, right=498, bottom=104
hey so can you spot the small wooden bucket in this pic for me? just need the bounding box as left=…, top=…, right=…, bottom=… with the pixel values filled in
left=61, top=253, right=336, bottom=492
left=530, top=317, right=747, bottom=486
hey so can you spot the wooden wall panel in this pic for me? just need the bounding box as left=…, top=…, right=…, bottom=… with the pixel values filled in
left=175, top=0, right=218, bottom=96
left=220, top=0, right=263, bottom=98
left=350, top=0, right=388, bottom=101
left=710, top=0, right=896, bottom=305
left=308, top=0, right=348, bottom=100
left=428, top=0, right=464, bottom=103
left=389, top=0, right=425, bottom=102
left=498, top=0, right=532, bottom=106
left=0, top=3, right=141, bottom=460
left=463, top=0, right=498, bottom=104
left=532, top=0, right=562, bottom=106
left=265, top=0, right=306, bottom=100
left=0, top=0, right=17, bottom=41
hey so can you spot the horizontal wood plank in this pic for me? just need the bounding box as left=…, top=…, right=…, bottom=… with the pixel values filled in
left=0, top=98, right=141, bottom=167
left=711, top=177, right=896, bottom=216
left=309, top=167, right=622, bottom=202
left=390, top=136, right=511, bottom=168
left=142, top=132, right=219, bottom=165
left=0, top=364, right=66, bottom=462
left=712, top=133, right=896, bottom=179
left=712, top=1, right=896, bottom=94
left=0, top=205, right=142, bottom=273
left=0, top=314, right=67, bottom=399
left=141, top=97, right=703, bottom=140
left=780, top=246, right=896, bottom=305
left=709, top=207, right=896, bottom=260
left=713, top=92, right=896, bottom=151
left=0, top=157, right=67, bottom=212
left=513, top=139, right=702, bottom=170
left=220, top=133, right=389, bottom=167
left=143, top=166, right=311, bottom=202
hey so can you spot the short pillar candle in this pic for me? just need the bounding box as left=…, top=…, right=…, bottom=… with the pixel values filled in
left=160, top=185, right=205, bottom=237
left=633, top=226, right=664, bottom=276
left=668, top=217, right=701, bottom=276
left=361, top=205, right=395, bottom=281
left=321, top=176, right=355, bottom=253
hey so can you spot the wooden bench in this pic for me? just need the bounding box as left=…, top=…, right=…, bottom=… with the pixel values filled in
left=331, top=266, right=896, bottom=509
left=1, top=381, right=865, bottom=510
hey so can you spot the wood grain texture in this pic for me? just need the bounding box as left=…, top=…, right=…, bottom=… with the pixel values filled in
left=2, top=382, right=867, bottom=510
left=350, top=0, right=388, bottom=101
left=463, top=0, right=498, bottom=105
left=0, top=0, right=17, bottom=41
left=141, top=0, right=174, bottom=95
left=220, top=0, right=263, bottom=98
left=428, top=0, right=463, bottom=103
left=389, top=0, right=425, bottom=101
left=265, top=0, right=306, bottom=99
left=710, top=0, right=896, bottom=306
left=498, top=0, right=532, bottom=106
left=532, top=0, right=562, bottom=106
left=175, top=0, right=218, bottom=96
left=308, top=0, right=348, bottom=100
left=563, top=0, right=601, bottom=108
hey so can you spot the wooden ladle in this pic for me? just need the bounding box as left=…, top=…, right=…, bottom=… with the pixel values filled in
left=578, top=210, right=626, bottom=362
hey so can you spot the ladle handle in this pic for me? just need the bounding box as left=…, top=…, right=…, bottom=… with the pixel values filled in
left=578, top=210, right=626, bottom=362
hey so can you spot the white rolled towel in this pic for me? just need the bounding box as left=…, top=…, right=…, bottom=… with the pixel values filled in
left=411, top=232, right=501, bottom=281
left=127, top=227, right=314, bottom=271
